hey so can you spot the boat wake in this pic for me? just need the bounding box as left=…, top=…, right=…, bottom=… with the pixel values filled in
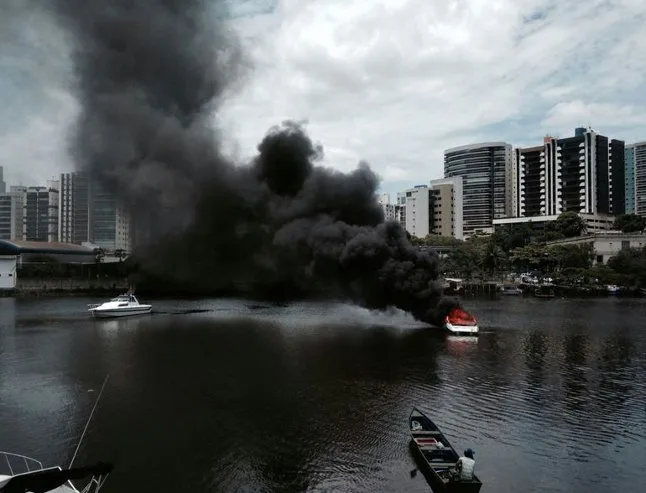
left=152, top=309, right=215, bottom=316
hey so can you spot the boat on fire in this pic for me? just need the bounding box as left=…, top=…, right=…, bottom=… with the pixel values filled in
left=0, top=452, right=112, bottom=493
left=443, top=307, right=479, bottom=335
left=88, top=293, right=152, bottom=318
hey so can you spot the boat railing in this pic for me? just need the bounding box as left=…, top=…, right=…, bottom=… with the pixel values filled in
left=0, top=450, right=44, bottom=476
left=77, top=473, right=111, bottom=493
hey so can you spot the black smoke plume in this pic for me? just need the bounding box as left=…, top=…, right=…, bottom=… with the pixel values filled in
left=52, top=0, right=460, bottom=326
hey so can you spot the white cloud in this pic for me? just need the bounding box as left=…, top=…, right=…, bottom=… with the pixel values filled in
left=220, top=0, right=646, bottom=190
left=541, top=100, right=646, bottom=134
left=2, top=0, right=646, bottom=194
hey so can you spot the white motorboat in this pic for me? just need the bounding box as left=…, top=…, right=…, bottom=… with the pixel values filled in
left=443, top=307, right=479, bottom=335
left=88, top=293, right=152, bottom=318
left=0, top=452, right=112, bottom=493
left=606, top=284, right=620, bottom=295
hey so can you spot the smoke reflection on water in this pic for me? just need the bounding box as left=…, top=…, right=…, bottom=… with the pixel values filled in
left=0, top=297, right=645, bottom=493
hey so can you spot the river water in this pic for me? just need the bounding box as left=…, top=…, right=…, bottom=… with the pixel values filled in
left=0, top=296, right=644, bottom=493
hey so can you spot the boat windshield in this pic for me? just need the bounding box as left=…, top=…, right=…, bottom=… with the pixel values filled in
left=112, top=295, right=133, bottom=302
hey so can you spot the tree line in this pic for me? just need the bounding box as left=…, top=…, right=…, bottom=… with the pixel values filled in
left=413, top=212, right=646, bottom=288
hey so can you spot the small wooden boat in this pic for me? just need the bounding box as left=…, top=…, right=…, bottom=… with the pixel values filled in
left=409, top=408, right=482, bottom=493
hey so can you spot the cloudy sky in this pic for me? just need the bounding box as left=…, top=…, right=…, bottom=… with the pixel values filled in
left=1, top=0, right=646, bottom=199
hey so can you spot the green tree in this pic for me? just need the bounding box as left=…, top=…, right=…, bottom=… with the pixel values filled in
left=492, top=223, right=533, bottom=251
left=547, top=211, right=587, bottom=238
left=416, top=234, right=463, bottom=247
left=586, top=264, right=623, bottom=285
left=549, top=243, right=594, bottom=271
left=442, top=238, right=485, bottom=279
left=613, top=214, right=646, bottom=233
left=482, top=240, right=507, bottom=276
left=509, top=244, right=547, bottom=271
left=607, top=246, right=646, bottom=286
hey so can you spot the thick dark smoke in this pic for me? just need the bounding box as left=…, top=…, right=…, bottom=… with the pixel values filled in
left=51, top=0, right=460, bottom=325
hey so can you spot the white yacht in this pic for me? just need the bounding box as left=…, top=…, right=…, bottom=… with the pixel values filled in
left=88, top=293, right=152, bottom=318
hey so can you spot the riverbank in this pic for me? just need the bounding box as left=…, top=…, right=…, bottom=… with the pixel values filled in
left=444, top=280, right=646, bottom=298
left=0, top=277, right=311, bottom=301
left=1, top=278, right=130, bottom=297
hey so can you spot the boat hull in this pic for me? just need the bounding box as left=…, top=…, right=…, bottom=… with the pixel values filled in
left=410, top=443, right=482, bottom=493
left=444, top=322, right=479, bottom=335
left=90, top=306, right=152, bottom=318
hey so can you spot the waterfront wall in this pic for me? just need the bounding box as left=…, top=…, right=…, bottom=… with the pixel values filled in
left=1, top=278, right=129, bottom=296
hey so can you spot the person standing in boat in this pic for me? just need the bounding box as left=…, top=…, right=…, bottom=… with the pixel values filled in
left=451, top=448, right=476, bottom=481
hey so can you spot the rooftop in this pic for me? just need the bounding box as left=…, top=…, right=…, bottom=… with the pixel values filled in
left=0, top=240, right=95, bottom=255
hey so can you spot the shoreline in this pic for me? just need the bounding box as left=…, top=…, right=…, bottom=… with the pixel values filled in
left=3, top=277, right=644, bottom=300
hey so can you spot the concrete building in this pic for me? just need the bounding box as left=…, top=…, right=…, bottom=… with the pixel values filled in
left=0, top=255, right=17, bottom=289
left=0, top=240, right=97, bottom=290
left=493, top=213, right=616, bottom=235
left=23, top=186, right=58, bottom=242
left=625, top=144, right=637, bottom=214
left=396, top=191, right=407, bottom=228
left=0, top=166, right=5, bottom=194
left=377, top=193, right=400, bottom=222
left=0, top=239, right=96, bottom=264
left=444, top=142, right=513, bottom=237
left=632, top=142, right=646, bottom=218
left=59, top=172, right=132, bottom=252
left=430, top=176, right=464, bottom=240
left=512, top=128, right=625, bottom=224
left=0, top=187, right=25, bottom=241
left=400, top=185, right=432, bottom=238
left=545, top=232, right=646, bottom=265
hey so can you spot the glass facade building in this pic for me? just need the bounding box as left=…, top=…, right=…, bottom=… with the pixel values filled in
left=444, top=142, right=512, bottom=237
left=59, top=172, right=131, bottom=251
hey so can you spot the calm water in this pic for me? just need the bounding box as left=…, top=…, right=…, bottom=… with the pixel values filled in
left=0, top=296, right=645, bottom=492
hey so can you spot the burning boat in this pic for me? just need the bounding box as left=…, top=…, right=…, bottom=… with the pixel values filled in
left=443, top=307, right=479, bottom=335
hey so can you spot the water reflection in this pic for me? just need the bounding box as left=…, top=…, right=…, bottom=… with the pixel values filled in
left=562, top=334, right=589, bottom=413
left=0, top=297, right=16, bottom=328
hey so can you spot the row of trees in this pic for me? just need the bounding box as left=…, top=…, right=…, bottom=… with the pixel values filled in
left=413, top=212, right=646, bottom=287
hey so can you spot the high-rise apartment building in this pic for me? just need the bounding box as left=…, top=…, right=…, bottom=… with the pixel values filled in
left=400, top=185, right=432, bottom=238
left=512, top=128, right=625, bottom=219
left=444, top=142, right=513, bottom=237
left=429, top=176, right=464, bottom=240
left=23, top=186, right=59, bottom=242
left=633, top=142, right=646, bottom=218
left=395, top=180, right=464, bottom=239
left=0, top=166, right=5, bottom=194
left=377, top=193, right=399, bottom=222
left=625, top=144, right=636, bottom=214
left=0, top=187, right=25, bottom=241
left=59, top=171, right=132, bottom=251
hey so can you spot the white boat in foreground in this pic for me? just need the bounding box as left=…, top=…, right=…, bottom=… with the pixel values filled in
left=0, top=452, right=111, bottom=493
left=88, top=293, right=152, bottom=318
left=443, top=307, right=479, bottom=335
